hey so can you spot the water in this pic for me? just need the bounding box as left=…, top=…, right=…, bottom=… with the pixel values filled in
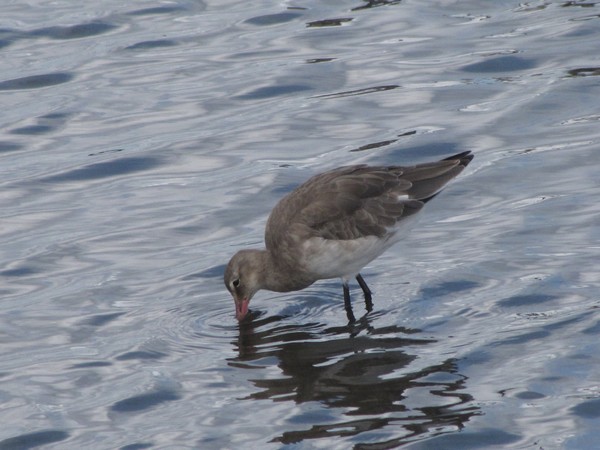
left=1, top=1, right=599, bottom=448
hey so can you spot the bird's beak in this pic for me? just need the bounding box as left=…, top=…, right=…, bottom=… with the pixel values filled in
left=235, top=297, right=250, bottom=321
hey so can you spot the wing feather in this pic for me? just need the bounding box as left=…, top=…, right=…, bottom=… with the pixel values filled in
left=266, top=166, right=420, bottom=246
left=265, top=151, right=472, bottom=251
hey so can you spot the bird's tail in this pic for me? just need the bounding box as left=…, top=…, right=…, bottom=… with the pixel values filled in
left=406, top=151, right=474, bottom=202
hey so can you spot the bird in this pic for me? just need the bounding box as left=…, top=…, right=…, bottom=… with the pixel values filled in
left=224, top=151, right=473, bottom=323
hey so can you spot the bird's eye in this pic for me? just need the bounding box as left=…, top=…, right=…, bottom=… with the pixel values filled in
left=232, top=279, right=240, bottom=288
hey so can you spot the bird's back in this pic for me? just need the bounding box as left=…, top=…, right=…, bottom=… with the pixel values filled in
left=266, top=151, right=473, bottom=250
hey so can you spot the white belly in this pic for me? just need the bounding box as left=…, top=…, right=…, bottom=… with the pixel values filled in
left=301, top=234, right=395, bottom=281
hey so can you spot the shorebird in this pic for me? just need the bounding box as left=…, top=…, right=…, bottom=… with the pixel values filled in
left=224, top=151, right=473, bottom=323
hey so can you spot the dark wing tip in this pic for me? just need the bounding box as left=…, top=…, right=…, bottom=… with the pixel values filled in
left=442, top=150, right=474, bottom=168
left=418, top=151, right=474, bottom=204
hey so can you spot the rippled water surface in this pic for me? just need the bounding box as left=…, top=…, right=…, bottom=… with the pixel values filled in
left=1, top=1, right=599, bottom=449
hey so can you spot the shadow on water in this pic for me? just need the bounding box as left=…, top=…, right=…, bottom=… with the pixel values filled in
left=228, top=314, right=480, bottom=448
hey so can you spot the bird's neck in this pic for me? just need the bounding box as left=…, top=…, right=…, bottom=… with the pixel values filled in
left=258, top=249, right=314, bottom=293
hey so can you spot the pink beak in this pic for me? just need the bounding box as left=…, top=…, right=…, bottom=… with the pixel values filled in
left=235, top=298, right=249, bottom=321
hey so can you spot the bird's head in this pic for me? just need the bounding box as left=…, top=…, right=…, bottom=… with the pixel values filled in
left=224, top=249, right=265, bottom=321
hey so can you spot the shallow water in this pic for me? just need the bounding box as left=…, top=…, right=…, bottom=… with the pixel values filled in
left=1, top=1, right=599, bottom=449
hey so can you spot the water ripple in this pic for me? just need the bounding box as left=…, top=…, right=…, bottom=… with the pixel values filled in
left=2, top=0, right=600, bottom=448
left=0, top=73, right=73, bottom=90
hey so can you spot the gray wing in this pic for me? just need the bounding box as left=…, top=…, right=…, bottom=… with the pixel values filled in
left=266, top=152, right=472, bottom=248
left=266, top=166, right=420, bottom=245
left=294, top=167, right=423, bottom=240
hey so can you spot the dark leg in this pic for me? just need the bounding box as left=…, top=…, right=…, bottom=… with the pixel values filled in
left=355, top=273, right=373, bottom=312
left=343, top=282, right=356, bottom=323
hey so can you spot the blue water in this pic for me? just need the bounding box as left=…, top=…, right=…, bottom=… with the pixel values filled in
left=1, top=1, right=599, bottom=449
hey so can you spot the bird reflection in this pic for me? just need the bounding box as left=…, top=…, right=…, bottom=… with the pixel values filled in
left=229, top=313, right=480, bottom=446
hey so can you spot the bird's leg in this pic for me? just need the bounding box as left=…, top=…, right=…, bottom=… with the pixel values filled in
left=355, top=273, right=373, bottom=312
left=343, top=282, right=356, bottom=323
